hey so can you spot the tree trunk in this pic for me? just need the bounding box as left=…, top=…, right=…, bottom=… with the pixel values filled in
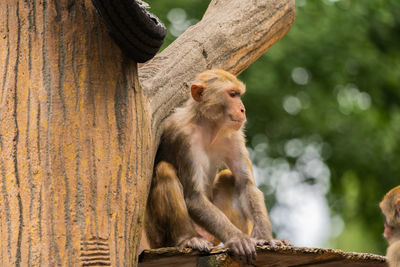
left=0, top=1, right=152, bottom=266
left=0, top=0, right=294, bottom=266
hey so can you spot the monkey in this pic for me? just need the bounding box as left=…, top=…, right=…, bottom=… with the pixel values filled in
left=144, top=69, right=287, bottom=264
left=379, top=186, right=400, bottom=267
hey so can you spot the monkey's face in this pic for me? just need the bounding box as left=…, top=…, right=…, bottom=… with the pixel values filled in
left=379, top=189, right=400, bottom=245
left=380, top=201, right=394, bottom=243
left=224, top=87, right=246, bottom=131
left=190, top=70, right=246, bottom=130
left=384, top=221, right=395, bottom=244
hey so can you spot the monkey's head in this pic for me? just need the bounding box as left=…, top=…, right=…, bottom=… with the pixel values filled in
left=379, top=186, right=400, bottom=244
left=191, top=69, right=246, bottom=131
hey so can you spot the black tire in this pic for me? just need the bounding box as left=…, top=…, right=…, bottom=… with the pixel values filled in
left=92, top=0, right=167, bottom=63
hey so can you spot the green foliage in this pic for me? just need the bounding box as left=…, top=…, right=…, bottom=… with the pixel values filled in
left=147, top=0, right=400, bottom=254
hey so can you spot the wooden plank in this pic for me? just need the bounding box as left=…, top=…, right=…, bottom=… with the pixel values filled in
left=139, top=246, right=387, bottom=267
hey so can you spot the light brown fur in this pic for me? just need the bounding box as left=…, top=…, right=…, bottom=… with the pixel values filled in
left=144, top=69, right=285, bottom=264
left=380, top=186, right=400, bottom=267
left=387, top=241, right=400, bottom=267
left=211, top=169, right=253, bottom=243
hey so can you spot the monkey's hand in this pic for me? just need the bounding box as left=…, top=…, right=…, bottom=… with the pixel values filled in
left=255, top=238, right=292, bottom=247
left=178, top=237, right=212, bottom=252
left=225, top=234, right=257, bottom=265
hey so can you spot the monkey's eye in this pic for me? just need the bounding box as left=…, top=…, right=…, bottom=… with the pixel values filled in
left=229, top=91, right=240, bottom=98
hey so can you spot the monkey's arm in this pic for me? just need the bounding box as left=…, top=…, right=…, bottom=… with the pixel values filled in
left=186, top=189, right=258, bottom=262
left=186, top=191, right=245, bottom=242
left=224, top=148, right=273, bottom=241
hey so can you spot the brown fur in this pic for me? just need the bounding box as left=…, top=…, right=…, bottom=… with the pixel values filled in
left=144, top=69, right=282, bottom=264
left=380, top=186, right=400, bottom=267
left=145, top=162, right=211, bottom=251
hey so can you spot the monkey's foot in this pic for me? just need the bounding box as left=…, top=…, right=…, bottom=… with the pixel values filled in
left=178, top=237, right=212, bottom=252
left=276, top=239, right=293, bottom=246
left=255, top=238, right=292, bottom=247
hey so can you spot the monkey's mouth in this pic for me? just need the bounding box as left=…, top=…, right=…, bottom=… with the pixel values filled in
left=228, top=114, right=245, bottom=123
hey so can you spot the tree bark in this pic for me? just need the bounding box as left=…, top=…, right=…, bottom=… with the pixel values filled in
left=0, top=0, right=294, bottom=266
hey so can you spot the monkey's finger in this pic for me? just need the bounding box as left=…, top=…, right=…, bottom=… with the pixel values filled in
left=233, top=242, right=245, bottom=264
left=198, top=239, right=211, bottom=252
left=271, top=239, right=291, bottom=247
left=196, top=243, right=207, bottom=252
left=277, top=240, right=286, bottom=246
left=252, top=246, right=257, bottom=262
left=236, top=241, right=246, bottom=257
left=254, top=239, right=264, bottom=246
left=269, top=239, right=280, bottom=247
left=282, top=239, right=293, bottom=246
left=243, top=240, right=256, bottom=264
left=247, top=248, right=257, bottom=264
left=242, top=239, right=257, bottom=263
left=271, top=239, right=281, bottom=246
left=201, top=241, right=211, bottom=252
left=238, top=241, right=251, bottom=265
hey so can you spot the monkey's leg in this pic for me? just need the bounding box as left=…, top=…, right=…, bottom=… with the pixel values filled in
left=146, top=161, right=211, bottom=251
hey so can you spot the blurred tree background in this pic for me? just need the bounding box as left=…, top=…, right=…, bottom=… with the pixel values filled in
left=146, top=0, right=400, bottom=255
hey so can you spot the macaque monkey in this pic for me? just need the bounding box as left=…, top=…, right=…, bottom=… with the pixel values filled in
left=380, top=186, right=400, bottom=267
left=145, top=69, right=286, bottom=264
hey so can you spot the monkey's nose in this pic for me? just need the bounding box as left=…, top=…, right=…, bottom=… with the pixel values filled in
left=240, top=108, right=245, bottom=113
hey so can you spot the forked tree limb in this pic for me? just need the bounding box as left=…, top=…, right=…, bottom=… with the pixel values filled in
left=139, top=0, right=295, bottom=138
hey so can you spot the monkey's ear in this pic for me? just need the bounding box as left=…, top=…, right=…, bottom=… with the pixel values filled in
left=191, top=84, right=205, bottom=102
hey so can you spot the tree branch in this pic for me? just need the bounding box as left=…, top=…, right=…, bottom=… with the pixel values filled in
left=139, top=0, right=295, bottom=137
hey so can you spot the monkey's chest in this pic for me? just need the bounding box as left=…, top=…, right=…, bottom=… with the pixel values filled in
left=189, top=138, right=229, bottom=190
left=197, top=151, right=224, bottom=182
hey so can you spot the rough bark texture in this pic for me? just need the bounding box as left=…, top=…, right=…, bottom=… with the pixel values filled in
left=139, top=0, right=295, bottom=139
left=0, top=0, right=295, bottom=266
left=0, top=1, right=152, bottom=266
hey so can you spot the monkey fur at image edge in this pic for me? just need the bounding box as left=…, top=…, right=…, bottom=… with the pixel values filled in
left=141, top=69, right=290, bottom=265
left=380, top=185, right=400, bottom=267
